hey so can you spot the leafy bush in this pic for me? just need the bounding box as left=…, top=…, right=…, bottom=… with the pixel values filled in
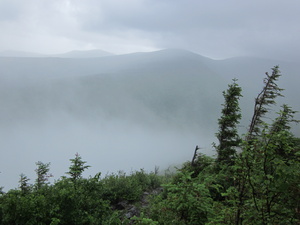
left=146, top=171, right=213, bottom=225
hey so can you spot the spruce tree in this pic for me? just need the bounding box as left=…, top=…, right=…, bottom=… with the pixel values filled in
left=19, top=173, right=31, bottom=193
left=270, top=104, right=298, bottom=134
left=35, top=161, right=52, bottom=190
left=215, top=79, right=242, bottom=165
left=66, top=153, right=90, bottom=183
left=247, top=65, right=283, bottom=140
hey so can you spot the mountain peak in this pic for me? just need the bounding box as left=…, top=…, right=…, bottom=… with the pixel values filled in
left=149, top=48, right=212, bottom=60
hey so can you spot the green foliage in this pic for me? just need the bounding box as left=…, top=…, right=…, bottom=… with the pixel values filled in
left=176, top=153, right=214, bottom=180
left=131, top=213, right=159, bottom=224
left=0, top=162, right=165, bottom=224
left=146, top=171, right=213, bottom=225
left=51, top=177, right=112, bottom=225
left=213, top=67, right=300, bottom=224
left=101, top=169, right=162, bottom=205
left=101, top=171, right=143, bottom=204
left=0, top=188, right=53, bottom=225
left=233, top=108, right=300, bottom=224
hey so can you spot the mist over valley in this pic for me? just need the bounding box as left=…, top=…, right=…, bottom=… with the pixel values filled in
left=0, top=49, right=299, bottom=190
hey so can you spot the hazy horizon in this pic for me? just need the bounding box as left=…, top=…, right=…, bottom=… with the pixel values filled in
left=0, top=49, right=299, bottom=191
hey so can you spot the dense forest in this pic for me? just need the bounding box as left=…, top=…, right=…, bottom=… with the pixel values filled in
left=0, top=66, right=299, bottom=224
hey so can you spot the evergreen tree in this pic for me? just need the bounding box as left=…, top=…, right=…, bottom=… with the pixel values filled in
left=19, top=173, right=31, bottom=194
left=35, top=161, right=52, bottom=190
left=66, top=153, right=90, bottom=183
left=215, top=79, right=242, bottom=165
left=270, top=104, right=298, bottom=134
left=248, top=65, right=283, bottom=140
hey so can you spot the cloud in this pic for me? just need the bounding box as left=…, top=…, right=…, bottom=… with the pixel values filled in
left=0, top=0, right=300, bottom=59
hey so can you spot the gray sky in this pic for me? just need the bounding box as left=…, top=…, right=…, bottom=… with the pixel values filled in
left=0, top=0, right=300, bottom=60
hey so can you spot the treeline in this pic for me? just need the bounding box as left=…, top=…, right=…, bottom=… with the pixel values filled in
left=0, top=153, right=164, bottom=224
left=0, top=66, right=299, bottom=224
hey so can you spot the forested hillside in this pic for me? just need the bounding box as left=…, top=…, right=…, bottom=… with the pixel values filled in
left=0, top=66, right=299, bottom=224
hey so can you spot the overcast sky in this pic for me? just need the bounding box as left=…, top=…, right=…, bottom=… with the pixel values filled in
left=0, top=0, right=300, bottom=60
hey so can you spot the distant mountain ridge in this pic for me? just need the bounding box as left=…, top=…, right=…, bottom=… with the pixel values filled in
left=0, top=48, right=225, bottom=130
left=0, top=48, right=298, bottom=129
